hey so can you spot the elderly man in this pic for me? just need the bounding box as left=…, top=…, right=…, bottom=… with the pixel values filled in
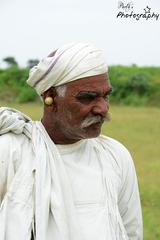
left=0, top=42, right=142, bottom=240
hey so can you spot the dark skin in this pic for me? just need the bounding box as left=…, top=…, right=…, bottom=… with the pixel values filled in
left=41, top=73, right=112, bottom=144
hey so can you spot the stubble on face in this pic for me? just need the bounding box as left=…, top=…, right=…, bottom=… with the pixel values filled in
left=53, top=74, right=112, bottom=142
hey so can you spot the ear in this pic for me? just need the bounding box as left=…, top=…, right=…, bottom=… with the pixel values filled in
left=41, top=87, right=57, bottom=112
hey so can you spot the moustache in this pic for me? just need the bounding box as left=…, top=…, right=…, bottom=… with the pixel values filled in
left=81, top=112, right=111, bottom=128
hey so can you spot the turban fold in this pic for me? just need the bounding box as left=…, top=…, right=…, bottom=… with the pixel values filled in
left=27, top=42, right=108, bottom=95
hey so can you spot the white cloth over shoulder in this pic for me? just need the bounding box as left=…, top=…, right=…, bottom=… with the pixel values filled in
left=0, top=107, right=83, bottom=240
left=26, top=42, right=108, bottom=95
left=0, top=107, right=143, bottom=240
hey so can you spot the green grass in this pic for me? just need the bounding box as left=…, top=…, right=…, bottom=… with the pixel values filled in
left=0, top=102, right=160, bottom=239
left=0, top=101, right=43, bottom=120
left=102, top=106, right=160, bottom=240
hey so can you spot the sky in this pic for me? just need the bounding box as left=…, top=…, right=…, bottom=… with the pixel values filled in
left=0, top=0, right=160, bottom=67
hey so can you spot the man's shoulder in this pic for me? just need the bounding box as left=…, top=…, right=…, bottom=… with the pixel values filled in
left=0, top=132, right=31, bottom=149
left=94, top=135, right=133, bottom=169
left=0, top=131, right=22, bottom=140
left=0, top=132, right=34, bottom=174
left=97, top=134, right=129, bottom=153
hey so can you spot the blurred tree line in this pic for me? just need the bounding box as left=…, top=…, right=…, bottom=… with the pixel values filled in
left=0, top=56, right=160, bottom=106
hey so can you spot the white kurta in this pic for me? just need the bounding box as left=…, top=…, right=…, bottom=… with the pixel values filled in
left=0, top=128, right=143, bottom=239
left=0, top=107, right=143, bottom=240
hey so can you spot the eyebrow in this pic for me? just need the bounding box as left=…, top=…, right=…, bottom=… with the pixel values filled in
left=76, top=88, right=113, bottom=98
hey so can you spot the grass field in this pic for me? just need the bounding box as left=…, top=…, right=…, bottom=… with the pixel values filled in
left=1, top=102, right=160, bottom=239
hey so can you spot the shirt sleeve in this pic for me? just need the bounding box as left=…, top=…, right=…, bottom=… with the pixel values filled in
left=118, top=146, right=143, bottom=240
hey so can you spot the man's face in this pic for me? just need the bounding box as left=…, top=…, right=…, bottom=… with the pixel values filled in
left=54, top=73, right=112, bottom=142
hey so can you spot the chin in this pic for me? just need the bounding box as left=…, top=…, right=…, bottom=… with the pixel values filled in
left=89, top=132, right=101, bottom=138
left=84, top=129, right=101, bottom=139
left=83, top=123, right=102, bottom=138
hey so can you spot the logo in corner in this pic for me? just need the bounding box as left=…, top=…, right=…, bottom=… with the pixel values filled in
left=116, top=2, right=159, bottom=21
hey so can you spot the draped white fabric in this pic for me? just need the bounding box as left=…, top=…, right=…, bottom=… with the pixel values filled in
left=0, top=108, right=142, bottom=239
left=0, top=107, right=82, bottom=240
left=26, top=42, right=108, bottom=95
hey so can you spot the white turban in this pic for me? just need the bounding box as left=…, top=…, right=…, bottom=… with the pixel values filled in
left=26, top=42, right=108, bottom=95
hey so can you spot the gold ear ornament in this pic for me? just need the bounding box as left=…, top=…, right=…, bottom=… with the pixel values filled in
left=44, top=97, right=53, bottom=105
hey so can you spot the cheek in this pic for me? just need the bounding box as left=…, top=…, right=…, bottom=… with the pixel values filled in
left=72, top=103, right=90, bottom=115
left=67, top=103, right=91, bottom=122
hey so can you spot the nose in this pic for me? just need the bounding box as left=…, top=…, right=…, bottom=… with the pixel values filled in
left=91, top=98, right=109, bottom=117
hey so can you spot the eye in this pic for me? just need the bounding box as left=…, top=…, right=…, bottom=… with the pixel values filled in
left=76, top=95, right=95, bottom=101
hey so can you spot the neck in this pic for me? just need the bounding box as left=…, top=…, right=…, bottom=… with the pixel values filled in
left=41, top=118, right=81, bottom=145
